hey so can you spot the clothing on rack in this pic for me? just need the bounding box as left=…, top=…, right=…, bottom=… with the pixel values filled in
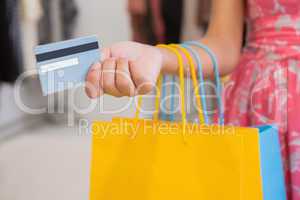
left=0, top=0, right=23, bottom=83
left=60, top=0, right=78, bottom=39
left=129, top=0, right=183, bottom=44
left=38, top=0, right=78, bottom=44
left=161, top=0, right=183, bottom=43
left=20, top=0, right=43, bottom=71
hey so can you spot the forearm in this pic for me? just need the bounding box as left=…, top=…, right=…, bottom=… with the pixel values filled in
left=158, top=35, right=242, bottom=78
left=158, top=0, right=244, bottom=78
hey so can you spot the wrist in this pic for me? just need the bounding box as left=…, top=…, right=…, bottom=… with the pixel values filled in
left=156, top=46, right=177, bottom=74
left=156, top=45, right=189, bottom=75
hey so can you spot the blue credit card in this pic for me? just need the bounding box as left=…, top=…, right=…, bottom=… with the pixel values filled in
left=34, top=35, right=100, bottom=96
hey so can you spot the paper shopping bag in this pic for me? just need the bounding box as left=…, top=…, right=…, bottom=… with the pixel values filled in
left=90, top=120, right=242, bottom=200
left=89, top=45, right=286, bottom=200
left=110, top=118, right=286, bottom=200
left=90, top=120, right=285, bottom=200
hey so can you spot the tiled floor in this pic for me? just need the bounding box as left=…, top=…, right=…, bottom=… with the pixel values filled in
left=0, top=122, right=92, bottom=200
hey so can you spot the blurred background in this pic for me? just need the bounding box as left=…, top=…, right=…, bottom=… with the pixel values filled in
left=0, top=0, right=210, bottom=199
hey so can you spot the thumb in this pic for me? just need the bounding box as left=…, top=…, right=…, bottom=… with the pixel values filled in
left=100, top=47, right=111, bottom=61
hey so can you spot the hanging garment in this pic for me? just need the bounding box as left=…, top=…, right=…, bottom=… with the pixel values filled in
left=160, top=0, right=183, bottom=43
left=20, top=0, right=43, bottom=71
left=38, top=0, right=52, bottom=43
left=181, top=0, right=206, bottom=41
left=38, top=0, right=78, bottom=44
left=129, top=0, right=183, bottom=44
left=0, top=0, right=23, bottom=83
left=128, top=0, right=163, bottom=44
left=60, top=0, right=78, bottom=39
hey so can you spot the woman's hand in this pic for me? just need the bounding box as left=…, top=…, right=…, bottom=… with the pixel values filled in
left=85, top=41, right=163, bottom=99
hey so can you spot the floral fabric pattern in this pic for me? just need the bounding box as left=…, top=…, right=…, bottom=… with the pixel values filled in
left=225, top=0, right=300, bottom=199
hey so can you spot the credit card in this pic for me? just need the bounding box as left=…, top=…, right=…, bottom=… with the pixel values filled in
left=34, top=35, right=100, bottom=96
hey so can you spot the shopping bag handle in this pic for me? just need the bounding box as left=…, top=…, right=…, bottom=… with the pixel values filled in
left=135, top=74, right=163, bottom=120
left=135, top=43, right=224, bottom=125
left=180, top=44, right=210, bottom=124
left=156, top=45, right=187, bottom=124
left=169, top=44, right=206, bottom=124
left=156, top=44, right=211, bottom=125
left=134, top=45, right=187, bottom=125
left=135, top=44, right=186, bottom=124
left=159, top=75, right=177, bottom=122
left=135, top=44, right=208, bottom=125
left=135, top=45, right=189, bottom=143
left=184, top=41, right=224, bottom=125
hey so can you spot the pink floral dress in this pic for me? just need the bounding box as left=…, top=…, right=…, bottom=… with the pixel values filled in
left=224, top=0, right=300, bottom=199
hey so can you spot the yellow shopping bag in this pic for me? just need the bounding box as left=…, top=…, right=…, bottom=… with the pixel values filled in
left=89, top=45, right=286, bottom=200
